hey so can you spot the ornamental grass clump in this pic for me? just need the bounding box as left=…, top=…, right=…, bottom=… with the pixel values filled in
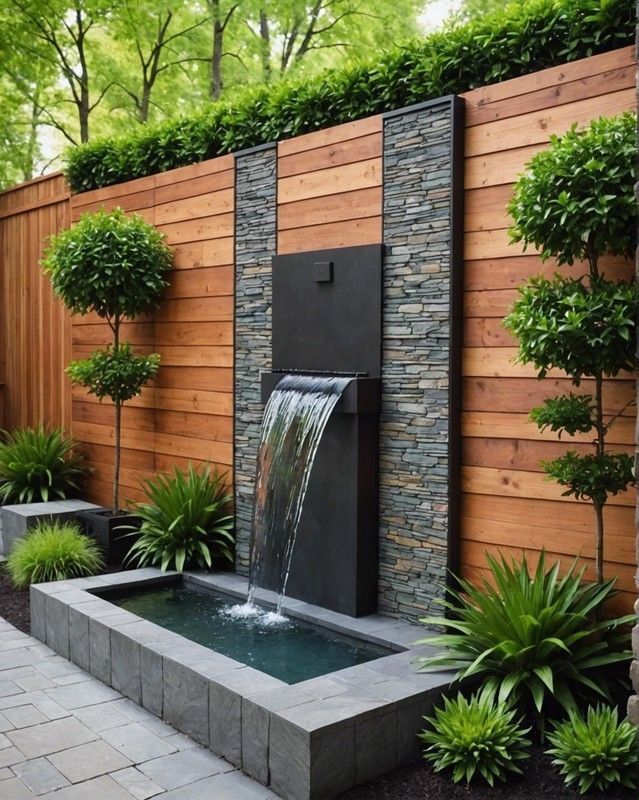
left=415, top=553, right=633, bottom=731
left=505, top=112, right=638, bottom=584
left=7, top=521, right=103, bottom=587
left=419, top=687, right=531, bottom=785
left=124, top=463, right=234, bottom=573
left=0, top=425, right=87, bottom=504
left=547, top=705, right=639, bottom=794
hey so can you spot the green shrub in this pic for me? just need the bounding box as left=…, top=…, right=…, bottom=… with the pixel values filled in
left=64, top=0, right=634, bottom=193
left=414, top=553, right=633, bottom=730
left=419, top=686, right=531, bottom=785
left=547, top=705, right=639, bottom=793
left=0, top=426, right=88, bottom=504
left=124, top=463, right=234, bottom=572
left=7, top=521, right=103, bottom=587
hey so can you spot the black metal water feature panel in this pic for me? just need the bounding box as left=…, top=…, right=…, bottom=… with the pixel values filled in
left=261, top=244, right=383, bottom=617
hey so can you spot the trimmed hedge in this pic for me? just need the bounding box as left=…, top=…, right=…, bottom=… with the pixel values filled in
left=65, top=0, right=634, bottom=194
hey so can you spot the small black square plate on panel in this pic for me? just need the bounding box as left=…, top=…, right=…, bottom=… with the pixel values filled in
left=313, top=260, right=333, bottom=283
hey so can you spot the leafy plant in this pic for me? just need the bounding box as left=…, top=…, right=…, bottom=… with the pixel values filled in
left=124, top=463, right=234, bottom=572
left=547, top=705, right=639, bottom=794
left=419, top=686, right=531, bottom=785
left=64, top=0, right=634, bottom=193
left=7, top=521, right=103, bottom=587
left=0, top=426, right=88, bottom=504
left=42, top=208, right=172, bottom=512
left=505, top=113, right=638, bottom=584
left=415, top=553, right=633, bottom=730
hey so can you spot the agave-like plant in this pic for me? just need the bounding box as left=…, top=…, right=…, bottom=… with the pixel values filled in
left=414, top=553, right=633, bottom=729
left=547, top=705, right=639, bottom=794
left=419, top=686, right=531, bottom=785
left=0, top=425, right=88, bottom=504
left=124, top=463, right=234, bottom=573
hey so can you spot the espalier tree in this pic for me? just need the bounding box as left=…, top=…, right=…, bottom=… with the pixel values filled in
left=43, top=208, right=172, bottom=512
left=504, top=113, right=637, bottom=584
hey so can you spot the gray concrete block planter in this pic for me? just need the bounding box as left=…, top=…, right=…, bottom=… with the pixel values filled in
left=30, top=568, right=452, bottom=799
left=0, top=500, right=101, bottom=556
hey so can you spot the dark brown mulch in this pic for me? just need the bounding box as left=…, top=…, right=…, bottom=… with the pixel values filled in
left=0, top=562, right=30, bottom=633
left=339, top=746, right=635, bottom=800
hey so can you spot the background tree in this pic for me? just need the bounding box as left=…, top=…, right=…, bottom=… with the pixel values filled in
left=42, top=209, right=173, bottom=512
left=504, top=113, right=637, bottom=584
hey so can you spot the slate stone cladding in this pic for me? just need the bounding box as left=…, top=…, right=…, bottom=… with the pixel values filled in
left=233, top=145, right=277, bottom=575
left=379, top=99, right=461, bottom=621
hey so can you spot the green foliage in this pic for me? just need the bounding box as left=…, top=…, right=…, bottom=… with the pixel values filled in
left=0, top=426, right=88, bottom=504
left=509, top=113, right=636, bottom=265
left=7, top=521, right=103, bottom=587
left=415, top=553, right=633, bottom=728
left=504, top=275, right=638, bottom=383
left=67, top=345, right=160, bottom=404
left=530, top=394, right=595, bottom=437
left=419, top=686, right=531, bottom=785
left=542, top=451, right=634, bottom=507
left=124, top=463, right=234, bottom=573
left=547, top=705, right=639, bottom=793
left=64, top=0, right=635, bottom=193
left=42, top=208, right=172, bottom=320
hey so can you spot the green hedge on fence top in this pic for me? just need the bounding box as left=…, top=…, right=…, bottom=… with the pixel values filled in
left=65, top=0, right=634, bottom=194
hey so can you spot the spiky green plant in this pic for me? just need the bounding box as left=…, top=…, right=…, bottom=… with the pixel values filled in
left=0, top=426, right=88, bottom=504
left=7, top=521, right=103, bottom=587
left=419, top=686, right=531, bottom=785
left=547, top=705, right=639, bottom=794
left=414, top=553, right=632, bottom=730
left=124, top=463, right=234, bottom=572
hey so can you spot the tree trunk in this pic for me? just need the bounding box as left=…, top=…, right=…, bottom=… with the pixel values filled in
left=259, top=10, right=271, bottom=83
left=593, top=370, right=605, bottom=583
left=211, top=19, right=223, bottom=99
left=112, top=318, right=121, bottom=512
left=593, top=501, right=604, bottom=585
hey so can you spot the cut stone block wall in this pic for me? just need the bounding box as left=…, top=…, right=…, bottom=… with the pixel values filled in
left=379, top=98, right=462, bottom=620
left=233, top=144, right=277, bottom=575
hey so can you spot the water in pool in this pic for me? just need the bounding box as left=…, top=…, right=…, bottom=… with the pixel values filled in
left=109, top=584, right=390, bottom=684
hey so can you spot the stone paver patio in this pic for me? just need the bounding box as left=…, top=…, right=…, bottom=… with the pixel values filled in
left=0, top=618, right=279, bottom=799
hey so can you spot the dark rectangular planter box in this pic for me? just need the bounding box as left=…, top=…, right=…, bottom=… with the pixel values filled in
left=77, top=507, right=141, bottom=566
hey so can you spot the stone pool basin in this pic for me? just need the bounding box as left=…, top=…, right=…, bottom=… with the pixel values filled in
left=30, top=569, right=451, bottom=799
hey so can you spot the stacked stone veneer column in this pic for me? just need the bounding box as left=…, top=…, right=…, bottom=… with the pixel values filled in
left=233, top=144, right=277, bottom=575
left=379, top=99, right=462, bottom=620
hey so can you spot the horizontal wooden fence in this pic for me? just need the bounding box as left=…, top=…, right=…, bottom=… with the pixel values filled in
left=0, top=45, right=635, bottom=610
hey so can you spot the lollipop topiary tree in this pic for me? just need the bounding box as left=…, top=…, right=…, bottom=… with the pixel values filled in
left=505, top=113, right=637, bottom=584
left=43, top=208, right=173, bottom=513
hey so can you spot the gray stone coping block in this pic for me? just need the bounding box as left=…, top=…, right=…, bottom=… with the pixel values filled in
left=30, top=568, right=452, bottom=799
left=0, top=500, right=101, bottom=556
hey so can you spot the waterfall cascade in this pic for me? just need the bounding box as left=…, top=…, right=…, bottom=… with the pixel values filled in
left=246, top=373, right=350, bottom=613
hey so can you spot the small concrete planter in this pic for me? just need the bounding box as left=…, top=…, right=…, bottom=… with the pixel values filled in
left=0, top=500, right=101, bottom=557
left=76, top=507, right=141, bottom=565
left=30, top=568, right=452, bottom=799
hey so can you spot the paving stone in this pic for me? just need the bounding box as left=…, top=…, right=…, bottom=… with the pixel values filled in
left=0, top=745, right=26, bottom=768
left=72, top=702, right=131, bottom=733
left=0, top=766, right=12, bottom=779
left=13, top=676, right=55, bottom=693
left=111, top=767, right=163, bottom=800
left=0, top=776, right=36, bottom=798
left=100, top=723, right=178, bottom=764
left=12, top=756, right=70, bottom=795
left=7, top=717, right=96, bottom=759
left=0, top=711, right=13, bottom=732
left=45, top=679, right=120, bottom=710
left=160, top=770, right=279, bottom=800
left=0, top=732, right=10, bottom=749
left=48, top=740, right=131, bottom=783
left=38, top=774, right=134, bottom=800
left=161, top=732, right=199, bottom=752
left=0, top=681, right=21, bottom=697
left=138, top=748, right=232, bottom=790
left=3, top=706, right=48, bottom=729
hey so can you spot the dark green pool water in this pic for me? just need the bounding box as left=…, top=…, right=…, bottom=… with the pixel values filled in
left=109, top=585, right=389, bottom=684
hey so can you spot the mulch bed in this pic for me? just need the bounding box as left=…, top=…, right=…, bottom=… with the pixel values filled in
left=0, top=562, right=30, bottom=633
left=339, top=746, right=635, bottom=799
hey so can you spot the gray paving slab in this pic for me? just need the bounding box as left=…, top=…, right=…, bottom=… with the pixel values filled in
left=0, top=619, right=280, bottom=800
